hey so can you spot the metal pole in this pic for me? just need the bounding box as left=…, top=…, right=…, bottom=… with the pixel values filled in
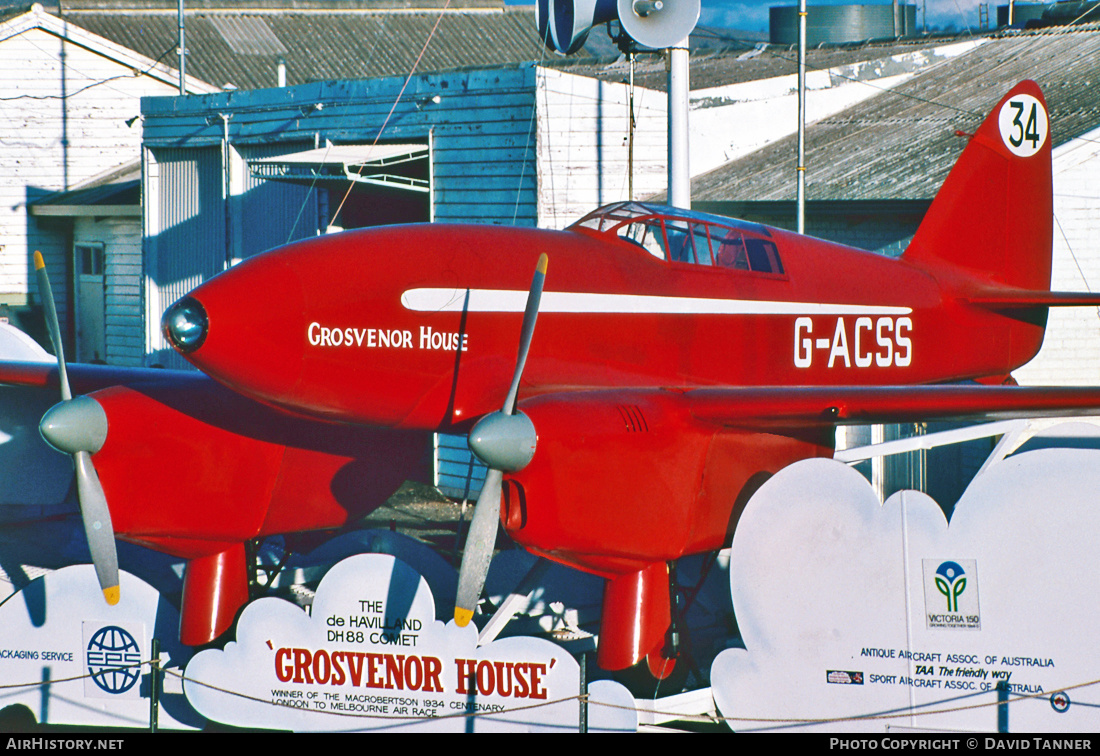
left=149, top=638, right=160, bottom=732
left=578, top=652, right=588, bottom=733
left=628, top=53, right=635, bottom=202
left=797, top=0, right=806, bottom=234
left=997, top=681, right=1009, bottom=732
left=667, top=41, right=690, bottom=210
left=177, top=0, right=186, bottom=96
left=221, top=114, right=233, bottom=268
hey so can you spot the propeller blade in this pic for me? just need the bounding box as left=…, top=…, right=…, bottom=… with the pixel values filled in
left=34, top=251, right=71, bottom=401
left=454, top=468, right=502, bottom=627
left=75, top=451, right=120, bottom=605
left=454, top=253, right=548, bottom=627
left=33, top=250, right=119, bottom=605
left=502, top=253, right=547, bottom=415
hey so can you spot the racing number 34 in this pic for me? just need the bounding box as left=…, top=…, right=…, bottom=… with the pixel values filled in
left=1007, top=100, right=1041, bottom=150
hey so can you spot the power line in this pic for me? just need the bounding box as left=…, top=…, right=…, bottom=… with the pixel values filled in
left=0, top=44, right=177, bottom=102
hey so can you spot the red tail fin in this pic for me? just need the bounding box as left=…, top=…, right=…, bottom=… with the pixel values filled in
left=904, top=81, right=1052, bottom=293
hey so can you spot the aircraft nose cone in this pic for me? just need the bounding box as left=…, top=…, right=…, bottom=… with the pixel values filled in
left=468, top=411, right=537, bottom=472
left=40, top=395, right=108, bottom=455
left=162, top=296, right=209, bottom=354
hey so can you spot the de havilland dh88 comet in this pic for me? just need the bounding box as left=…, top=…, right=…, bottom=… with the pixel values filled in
left=9, top=81, right=1100, bottom=684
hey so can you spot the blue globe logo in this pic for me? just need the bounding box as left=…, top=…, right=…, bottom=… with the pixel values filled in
left=86, top=626, right=142, bottom=695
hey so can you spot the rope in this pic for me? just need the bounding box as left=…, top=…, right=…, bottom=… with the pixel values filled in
left=3, top=656, right=1096, bottom=731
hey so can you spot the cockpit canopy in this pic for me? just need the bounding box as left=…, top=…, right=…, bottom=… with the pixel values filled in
left=572, top=202, right=784, bottom=275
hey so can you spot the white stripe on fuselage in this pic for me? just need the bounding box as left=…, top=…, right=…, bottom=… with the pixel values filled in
left=401, top=288, right=912, bottom=316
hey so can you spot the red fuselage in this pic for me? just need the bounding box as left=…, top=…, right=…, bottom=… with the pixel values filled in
left=179, top=218, right=1039, bottom=429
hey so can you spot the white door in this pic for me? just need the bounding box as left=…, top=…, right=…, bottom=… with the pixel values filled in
left=75, top=243, right=106, bottom=363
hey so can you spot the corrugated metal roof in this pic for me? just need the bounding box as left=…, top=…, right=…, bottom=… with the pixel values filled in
left=209, top=15, right=287, bottom=56
left=28, top=161, right=141, bottom=209
left=687, top=25, right=1100, bottom=202
left=57, top=4, right=563, bottom=89
left=0, top=6, right=25, bottom=25
left=548, top=32, right=971, bottom=92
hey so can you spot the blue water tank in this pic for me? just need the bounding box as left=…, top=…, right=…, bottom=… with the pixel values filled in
left=770, top=4, right=919, bottom=45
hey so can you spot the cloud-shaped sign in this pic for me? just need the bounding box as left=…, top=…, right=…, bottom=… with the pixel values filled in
left=183, top=553, right=636, bottom=732
left=711, top=443, right=1100, bottom=732
left=0, top=565, right=200, bottom=728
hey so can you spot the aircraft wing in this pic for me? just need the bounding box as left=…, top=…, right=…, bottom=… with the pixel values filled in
left=0, top=361, right=201, bottom=393
left=963, top=291, right=1100, bottom=309
left=680, top=384, right=1100, bottom=429
left=0, top=361, right=202, bottom=516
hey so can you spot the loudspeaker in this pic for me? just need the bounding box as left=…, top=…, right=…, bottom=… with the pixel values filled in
left=536, top=0, right=617, bottom=55
left=617, top=0, right=700, bottom=50
left=536, top=0, right=700, bottom=54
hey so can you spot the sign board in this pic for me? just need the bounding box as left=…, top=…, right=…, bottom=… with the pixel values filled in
left=0, top=565, right=200, bottom=728
left=184, top=553, right=636, bottom=732
left=711, top=442, right=1100, bottom=732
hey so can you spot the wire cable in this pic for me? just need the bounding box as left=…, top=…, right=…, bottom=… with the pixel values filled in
left=326, top=0, right=454, bottom=231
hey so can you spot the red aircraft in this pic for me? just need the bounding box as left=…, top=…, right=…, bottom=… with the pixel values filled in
left=10, top=81, right=1100, bottom=681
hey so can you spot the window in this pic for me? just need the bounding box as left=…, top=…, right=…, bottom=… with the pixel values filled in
left=620, top=220, right=667, bottom=259
left=690, top=225, right=714, bottom=265
left=715, top=230, right=783, bottom=274
left=572, top=202, right=784, bottom=275
left=665, top=222, right=715, bottom=265
left=78, top=244, right=104, bottom=276
left=665, top=223, right=688, bottom=262
left=747, top=237, right=784, bottom=274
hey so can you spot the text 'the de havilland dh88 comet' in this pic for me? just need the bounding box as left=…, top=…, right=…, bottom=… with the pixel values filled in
left=15, top=81, right=1100, bottom=682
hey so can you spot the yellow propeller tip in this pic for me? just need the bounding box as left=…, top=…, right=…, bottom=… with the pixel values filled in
left=454, top=607, right=473, bottom=627
left=33, top=251, right=45, bottom=271
left=536, top=253, right=548, bottom=275
left=103, top=585, right=120, bottom=605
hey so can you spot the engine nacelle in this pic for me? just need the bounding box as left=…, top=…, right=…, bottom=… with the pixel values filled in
left=506, top=390, right=831, bottom=671
left=506, top=390, right=833, bottom=578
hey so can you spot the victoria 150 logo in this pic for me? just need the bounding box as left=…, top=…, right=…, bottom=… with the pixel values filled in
left=923, top=559, right=981, bottom=630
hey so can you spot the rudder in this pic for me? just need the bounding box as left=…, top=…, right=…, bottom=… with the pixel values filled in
left=904, top=81, right=1052, bottom=293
